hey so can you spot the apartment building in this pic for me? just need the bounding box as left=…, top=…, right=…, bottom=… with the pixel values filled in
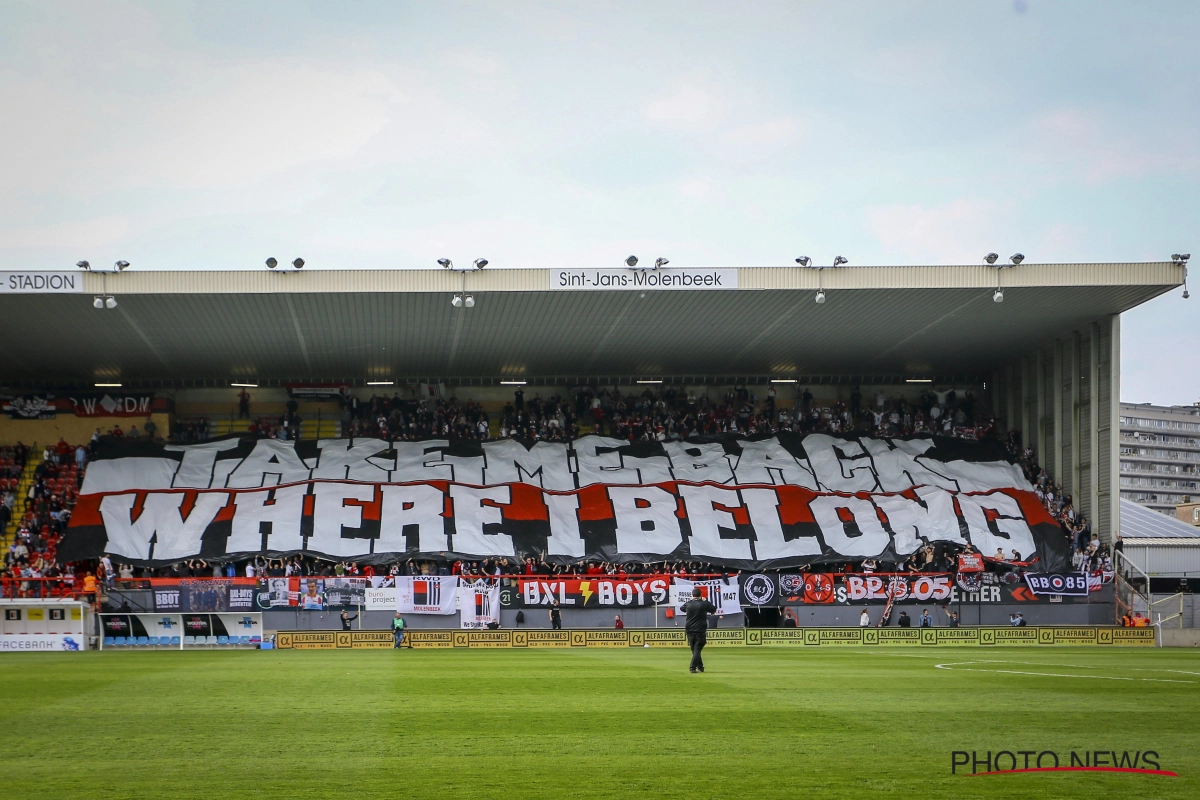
left=1119, top=402, right=1200, bottom=514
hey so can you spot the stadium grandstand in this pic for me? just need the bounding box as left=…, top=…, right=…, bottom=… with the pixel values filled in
left=0, top=259, right=1186, bottom=635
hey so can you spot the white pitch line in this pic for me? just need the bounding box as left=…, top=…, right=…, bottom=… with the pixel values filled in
left=935, top=663, right=1197, bottom=683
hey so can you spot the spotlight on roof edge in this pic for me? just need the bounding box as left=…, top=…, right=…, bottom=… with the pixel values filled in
left=833, top=256, right=848, bottom=266
left=438, top=258, right=453, bottom=269
left=994, top=289, right=1004, bottom=303
left=115, top=260, right=130, bottom=271
left=654, top=258, right=669, bottom=269
left=984, top=252, right=999, bottom=265
left=266, top=257, right=278, bottom=269
left=1010, top=253, right=1024, bottom=265
left=105, top=297, right=117, bottom=309
left=795, top=256, right=810, bottom=266
left=292, top=258, right=304, bottom=269
left=815, top=290, right=826, bottom=304
left=75, top=260, right=90, bottom=270
left=474, top=258, right=488, bottom=269
left=625, top=255, right=638, bottom=267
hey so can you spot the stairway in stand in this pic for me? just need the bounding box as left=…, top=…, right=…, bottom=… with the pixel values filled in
left=3, top=452, right=42, bottom=548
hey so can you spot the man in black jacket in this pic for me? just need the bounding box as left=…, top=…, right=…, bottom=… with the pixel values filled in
left=681, top=587, right=716, bottom=673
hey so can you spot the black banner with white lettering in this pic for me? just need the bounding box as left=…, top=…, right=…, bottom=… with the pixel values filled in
left=60, top=434, right=1069, bottom=571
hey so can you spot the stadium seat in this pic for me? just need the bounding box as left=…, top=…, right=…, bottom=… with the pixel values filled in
left=169, top=636, right=181, bottom=646
left=205, top=636, right=218, bottom=645
left=250, top=636, right=261, bottom=643
left=103, top=637, right=114, bottom=646
left=183, top=636, right=196, bottom=645
left=136, top=636, right=149, bottom=646
left=238, top=636, right=251, bottom=644
left=114, top=636, right=127, bottom=645
left=147, top=637, right=159, bottom=645
left=217, top=636, right=229, bottom=645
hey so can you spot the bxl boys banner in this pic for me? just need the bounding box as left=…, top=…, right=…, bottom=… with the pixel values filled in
left=59, top=434, right=1069, bottom=571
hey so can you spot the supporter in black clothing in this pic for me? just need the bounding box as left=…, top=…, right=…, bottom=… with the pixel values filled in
left=549, top=601, right=562, bottom=630
left=897, top=611, right=911, bottom=628
left=681, top=588, right=716, bottom=673
left=340, top=610, right=357, bottom=631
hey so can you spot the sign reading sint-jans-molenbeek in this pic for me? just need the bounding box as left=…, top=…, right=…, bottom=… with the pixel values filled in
left=549, top=267, right=738, bottom=290
left=59, top=434, right=1070, bottom=571
left=0, top=272, right=85, bottom=293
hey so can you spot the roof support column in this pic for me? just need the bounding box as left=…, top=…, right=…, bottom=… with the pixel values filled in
left=1004, top=362, right=1016, bottom=433
left=1088, top=321, right=1100, bottom=538
left=1021, top=355, right=1032, bottom=450
left=1106, top=313, right=1122, bottom=542
left=1036, top=347, right=1046, bottom=465
left=1053, top=339, right=1064, bottom=485
left=1070, top=331, right=1082, bottom=504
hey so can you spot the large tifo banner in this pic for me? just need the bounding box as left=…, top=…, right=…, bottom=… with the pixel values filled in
left=59, top=434, right=1070, bottom=572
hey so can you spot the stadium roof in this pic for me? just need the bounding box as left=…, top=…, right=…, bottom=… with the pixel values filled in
left=1120, top=499, right=1200, bottom=541
left=0, top=261, right=1183, bottom=388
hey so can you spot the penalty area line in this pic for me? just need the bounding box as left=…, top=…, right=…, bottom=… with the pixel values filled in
left=935, top=663, right=1197, bottom=683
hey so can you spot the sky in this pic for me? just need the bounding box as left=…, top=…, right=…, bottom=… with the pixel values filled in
left=0, top=0, right=1195, bottom=404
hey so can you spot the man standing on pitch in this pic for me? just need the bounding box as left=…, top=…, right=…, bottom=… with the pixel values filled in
left=682, top=587, right=716, bottom=673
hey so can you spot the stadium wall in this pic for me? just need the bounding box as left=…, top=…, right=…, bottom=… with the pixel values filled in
left=992, top=313, right=1120, bottom=543
left=0, top=412, right=171, bottom=447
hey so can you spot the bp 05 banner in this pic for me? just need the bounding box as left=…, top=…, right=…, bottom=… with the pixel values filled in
left=60, top=434, right=1069, bottom=572
left=516, top=577, right=670, bottom=608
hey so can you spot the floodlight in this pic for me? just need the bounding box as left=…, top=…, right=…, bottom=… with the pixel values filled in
left=115, top=260, right=130, bottom=271
left=815, top=290, right=826, bottom=304
left=625, top=256, right=639, bottom=267
left=292, top=258, right=305, bottom=269
left=654, top=258, right=669, bottom=269
left=452, top=295, right=463, bottom=307
left=474, top=258, right=488, bottom=269
left=1010, top=253, right=1024, bottom=265
left=993, top=289, right=1004, bottom=303
left=105, top=297, right=117, bottom=309
left=833, top=256, right=848, bottom=266
left=76, top=261, right=91, bottom=270
left=984, top=253, right=999, bottom=265
left=464, top=295, right=475, bottom=308
left=795, top=257, right=810, bottom=266
left=266, top=258, right=278, bottom=269
left=93, top=296, right=104, bottom=309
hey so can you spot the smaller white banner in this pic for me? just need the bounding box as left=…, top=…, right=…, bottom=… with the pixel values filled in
left=0, top=634, right=85, bottom=651
left=549, top=268, right=738, bottom=291
left=396, top=576, right=459, bottom=615
left=365, top=587, right=397, bottom=611
left=459, top=581, right=501, bottom=629
left=0, top=273, right=85, bottom=293
left=670, top=578, right=741, bottom=616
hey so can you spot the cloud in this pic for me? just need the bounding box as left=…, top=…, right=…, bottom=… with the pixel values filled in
left=645, top=82, right=724, bottom=125
left=866, top=198, right=1008, bottom=264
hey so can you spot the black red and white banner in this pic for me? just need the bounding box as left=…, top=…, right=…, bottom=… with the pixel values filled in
left=459, top=580, right=501, bottom=628
left=60, top=434, right=1070, bottom=571
left=739, top=571, right=1100, bottom=606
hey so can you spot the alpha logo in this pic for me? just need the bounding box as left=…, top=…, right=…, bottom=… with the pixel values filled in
left=743, top=574, right=775, bottom=606
left=803, top=574, right=834, bottom=604
left=951, top=750, right=1176, bottom=777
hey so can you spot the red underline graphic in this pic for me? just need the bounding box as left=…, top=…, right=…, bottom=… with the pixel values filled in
left=967, top=767, right=1178, bottom=777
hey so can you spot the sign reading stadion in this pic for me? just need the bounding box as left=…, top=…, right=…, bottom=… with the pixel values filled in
left=550, top=268, right=738, bottom=290
left=59, top=434, right=1071, bottom=571
left=0, top=272, right=85, bottom=293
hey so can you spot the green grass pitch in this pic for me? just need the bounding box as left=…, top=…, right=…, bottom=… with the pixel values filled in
left=2, top=646, right=1198, bottom=799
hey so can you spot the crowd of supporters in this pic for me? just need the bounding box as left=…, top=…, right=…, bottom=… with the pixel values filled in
left=0, top=385, right=1111, bottom=603
left=2, top=439, right=92, bottom=596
